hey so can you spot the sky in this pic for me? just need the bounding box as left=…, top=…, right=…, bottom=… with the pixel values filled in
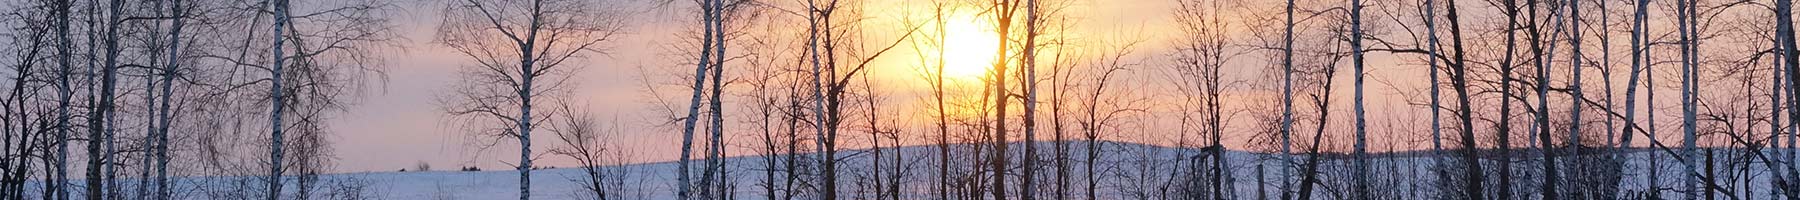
left=318, top=0, right=1443, bottom=173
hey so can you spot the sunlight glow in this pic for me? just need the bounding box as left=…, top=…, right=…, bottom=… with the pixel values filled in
left=941, top=15, right=1000, bottom=79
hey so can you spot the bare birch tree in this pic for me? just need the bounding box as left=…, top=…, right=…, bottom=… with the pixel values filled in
left=436, top=0, right=624, bottom=199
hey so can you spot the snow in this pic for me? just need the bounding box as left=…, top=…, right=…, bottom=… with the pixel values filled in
left=27, top=143, right=1795, bottom=199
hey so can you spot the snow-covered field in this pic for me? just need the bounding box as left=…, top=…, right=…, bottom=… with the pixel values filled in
left=339, top=164, right=677, bottom=200
left=30, top=142, right=1792, bottom=199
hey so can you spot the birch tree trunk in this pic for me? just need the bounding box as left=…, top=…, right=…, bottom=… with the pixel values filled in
left=80, top=0, right=106, bottom=198
left=514, top=1, right=543, bottom=198
left=138, top=61, right=155, bottom=200
left=700, top=0, right=729, bottom=194
left=51, top=0, right=73, bottom=198
left=1617, top=0, right=1649, bottom=193
left=88, top=0, right=126, bottom=199
left=676, top=0, right=716, bottom=198
left=1679, top=0, right=1701, bottom=197
left=1771, top=28, right=1798, bottom=200
left=152, top=0, right=186, bottom=199
left=74, top=0, right=112, bottom=197
left=264, top=0, right=286, bottom=199
left=1349, top=0, right=1370, bottom=198
left=1647, top=8, right=1663, bottom=196
left=1670, top=0, right=1699, bottom=197
left=1567, top=0, right=1588, bottom=196
left=1422, top=0, right=1450, bottom=196
left=1774, top=0, right=1800, bottom=195
left=1597, top=0, right=1621, bottom=195
left=1279, top=0, right=1298, bottom=198
left=1776, top=0, right=1800, bottom=195
left=1021, top=0, right=1041, bottom=198
left=1531, top=0, right=1564, bottom=197
left=804, top=2, right=835, bottom=199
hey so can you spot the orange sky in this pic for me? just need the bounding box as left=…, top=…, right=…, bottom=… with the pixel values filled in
left=321, top=0, right=1423, bottom=173
left=321, top=0, right=1680, bottom=173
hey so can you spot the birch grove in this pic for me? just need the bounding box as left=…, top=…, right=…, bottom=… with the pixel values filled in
left=10, top=0, right=1800, bottom=199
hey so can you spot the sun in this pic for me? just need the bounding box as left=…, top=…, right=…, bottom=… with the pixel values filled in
left=939, top=15, right=1000, bottom=79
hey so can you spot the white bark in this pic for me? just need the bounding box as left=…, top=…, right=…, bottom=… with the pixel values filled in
left=804, top=1, right=835, bottom=198
left=514, top=1, right=544, bottom=199
left=263, top=0, right=285, bottom=199
left=1536, top=0, right=1573, bottom=197
left=1022, top=0, right=1041, bottom=199
left=1637, top=0, right=1663, bottom=194
left=1774, top=0, right=1800, bottom=196
left=1619, top=0, right=1649, bottom=192
left=50, top=0, right=73, bottom=198
left=1773, top=29, right=1793, bottom=199
left=90, top=0, right=126, bottom=199
left=699, top=0, right=728, bottom=195
left=686, top=0, right=721, bottom=198
left=1678, top=0, right=1700, bottom=197
left=674, top=0, right=715, bottom=198
left=1349, top=0, right=1369, bottom=198
left=1567, top=0, right=1585, bottom=161
left=152, top=0, right=186, bottom=199
left=1422, top=0, right=1448, bottom=195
